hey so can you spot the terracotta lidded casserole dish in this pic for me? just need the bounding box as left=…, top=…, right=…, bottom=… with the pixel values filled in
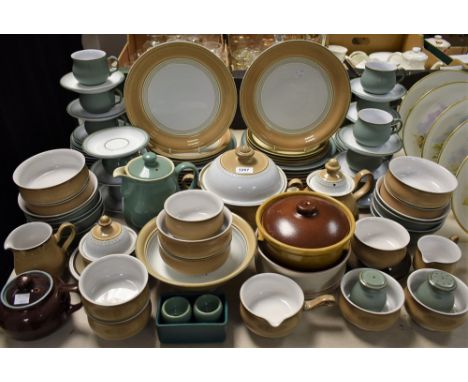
left=256, top=191, right=355, bottom=271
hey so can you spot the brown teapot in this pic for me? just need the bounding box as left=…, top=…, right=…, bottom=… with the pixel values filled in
left=0, top=270, right=81, bottom=341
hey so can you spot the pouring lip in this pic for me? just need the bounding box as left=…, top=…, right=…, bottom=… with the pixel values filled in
left=4, top=222, right=52, bottom=251
left=113, top=154, right=175, bottom=182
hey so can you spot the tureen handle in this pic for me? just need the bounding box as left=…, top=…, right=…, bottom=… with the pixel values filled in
left=352, top=170, right=373, bottom=201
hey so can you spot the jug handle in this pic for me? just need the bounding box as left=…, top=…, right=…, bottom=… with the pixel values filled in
left=59, top=283, right=82, bottom=315
left=54, top=222, right=76, bottom=254
left=287, top=178, right=305, bottom=192
left=449, top=235, right=459, bottom=244
left=175, top=162, right=199, bottom=190
left=352, top=170, right=373, bottom=202
left=304, top=294, right=336, bottom=311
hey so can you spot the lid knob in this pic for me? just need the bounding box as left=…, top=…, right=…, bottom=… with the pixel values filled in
left=320, top=158, right=344, bottom=182
left=235, top=145, right=255, bottom=164
left=412, top=47, right=421, bottom=53
left=143, top=152, right=158, bottom=168
left=17, top=275, right=33, bottom=292
left=296, top=200, right=319, bottom=217
left=92, top=215, right=122, bottom=241
left=359, top=270, right=387, bottom=290
left=428, top=270, right=457, bottom=292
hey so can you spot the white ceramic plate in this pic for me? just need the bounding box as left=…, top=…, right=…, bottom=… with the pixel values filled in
left=403, top=82, right=468, bottom=156
left=82, top=126, right=149, bottom=159
left=66, top=98, right=126, bottom=121
left=452, top=157, right=468, bottom=232
left=399, top=70, right=468, bottom=124
left=60, top=71, right=125, bottom=94
left=350, top=78, right=406, bottom=103
left=337, top=125, right=402, bottom=157
left=437, top=121, right=468, bottom=174
left=422, top=98, right=468, bottom=161
left=346, top=102, right=400, bottom=124
left=136, top=214, right=256, bottom=289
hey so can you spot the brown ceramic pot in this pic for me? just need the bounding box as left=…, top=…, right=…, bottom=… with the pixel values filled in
left=0, top=271, right=82, bottom=341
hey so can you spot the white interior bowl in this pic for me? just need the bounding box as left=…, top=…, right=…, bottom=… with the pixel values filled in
left=417, top=235, right=462, bottom=264
left=358, top=108, right=393, bottom=125
left=355, top=217, right=410, bottom=251
left=164, top=189, right=224, bottom=222
left=71, top=49, right=106, bottom=61
left=4, top=222, right=52, bottom=251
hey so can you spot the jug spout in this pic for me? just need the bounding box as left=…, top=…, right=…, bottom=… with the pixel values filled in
left=265, top=316, right=286, bottom=328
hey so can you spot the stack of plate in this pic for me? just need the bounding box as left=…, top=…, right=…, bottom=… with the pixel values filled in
left=70, top=125, right=98, bottom=167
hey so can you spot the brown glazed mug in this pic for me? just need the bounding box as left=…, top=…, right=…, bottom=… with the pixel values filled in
left=0, top=270, right=82, bottom=341
left=4, top=222, right=76, bottom=277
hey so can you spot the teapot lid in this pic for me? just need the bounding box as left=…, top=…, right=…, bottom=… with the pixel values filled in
left=1, top=270, right=53, bottom=310
left=261, top=194, right=350, bottom=248
left=359, top=269, right=387, bottom=290
left=91, top=215, right=122, bottom=241
left=127, top=152, right=173, bottom=180
left=403, top=47, right=428, bottom=62
left=220, top=145, right=269, bottom=175
left=307, top=158, right=354, bottom=196
left=428, top=270, right=457, bottom=292
left=426, top=35, right=451, bottom=49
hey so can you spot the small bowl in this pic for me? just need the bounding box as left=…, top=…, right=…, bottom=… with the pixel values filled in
left=405, top=269, right=468, bottom=331
left=87, top=300, right=151, bottom=340
left=164, top=190, right=225, bottom=240
left=339, top=268, right=405, bottom=331
left=79, top=254, right=149, bottom=322
left=352, top=217, right=410, bottom=269
left=413, top=235, right=461, bottom=273
left=255, top=241, right=350, bottom=298
left=386, top=156, right=458, bottom=209
left=156, top=208, right=232, bottom=260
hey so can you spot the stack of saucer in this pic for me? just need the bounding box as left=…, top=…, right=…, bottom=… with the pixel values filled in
left=13, top=149, right=103, bottom=239
left=69, top=125, right=97, bottom=167
left=371, top=157, right=458, bottom=237
left=155, top=190, right=233, bottom=276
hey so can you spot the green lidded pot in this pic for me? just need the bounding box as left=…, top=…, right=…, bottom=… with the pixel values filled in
left=414, top=270, right=457, bottom=313
left=113, top=152, right=198, bottom=230
left=350, top=269, right=388, bottom=312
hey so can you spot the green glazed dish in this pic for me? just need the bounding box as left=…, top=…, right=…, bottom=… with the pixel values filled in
left=414, top=270, right=457, bottom=313
left=350, top=269, right=388, bottom=312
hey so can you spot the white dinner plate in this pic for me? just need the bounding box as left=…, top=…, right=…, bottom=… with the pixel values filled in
left=452, top=157, right=468, bottom=233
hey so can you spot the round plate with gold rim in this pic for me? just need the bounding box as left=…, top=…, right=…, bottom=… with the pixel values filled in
left=240, top=40, right=350, bottom=151
left=399, top=70, right=468, bottom=124
left=422, top=98, right=468, bottom=161
left=437, top=121, right=468, bottom=174
left=452, top=156, right=468, bottom=233
left=124, top=41, right=237, bottom=152
left=136, top=214, right=256, bottom=289
left=403, top=82, right=468, bottom=157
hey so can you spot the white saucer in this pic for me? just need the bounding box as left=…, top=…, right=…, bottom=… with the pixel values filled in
left=67, top=98, right=126, bottom=121
left=60, top=71, right=125, bottom=94
left=338, top=125, right=402, bottom=157
left=346, top=102, right=401, bottom=124
left=350, top=78, right=406, bottom=102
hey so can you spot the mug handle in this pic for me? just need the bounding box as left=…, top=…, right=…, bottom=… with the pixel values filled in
left=114, top=88, right=124, bottom=105
left=54, top=222, right=76, bottom=254
left=59, top=283, right=82, bottom=315
left=303, top=294, right=336, bottom=311
left=352, top=169, right=373, bottom=202
left=174, top=162, right=199, bottom=190
left=107, top=55, right=119, bottom=73
left=391, top=116, right=403, bottom=134
left=287, top=178, right=304, bottom=192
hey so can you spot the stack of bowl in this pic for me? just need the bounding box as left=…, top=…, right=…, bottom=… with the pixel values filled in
left=78, top=254, right=151, bottom=340
left=371, top=156, right=458, bottom=236
left=255, top=191, right=355, bottom=297
left=155, top=190, right=233, bottom=275
left=13, top=149, right=103, bottom=239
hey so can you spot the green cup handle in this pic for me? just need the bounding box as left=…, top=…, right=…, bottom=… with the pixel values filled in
left=391, top=116, right=403, bottom=134
left=108, top=55, right=119, bottom=73
left=115, top=88, right=124, bottom=105
left=174, top=162, right=199, bottom=190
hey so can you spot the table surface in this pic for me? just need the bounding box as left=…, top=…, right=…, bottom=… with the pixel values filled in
left=1, top=130, right=467, bottom=348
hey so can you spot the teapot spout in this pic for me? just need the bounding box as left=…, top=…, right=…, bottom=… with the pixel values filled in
left=113, top=166, right=129, bottom=179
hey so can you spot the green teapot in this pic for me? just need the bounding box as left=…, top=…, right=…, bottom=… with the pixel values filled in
left=113, top=152, right=198, bottom=230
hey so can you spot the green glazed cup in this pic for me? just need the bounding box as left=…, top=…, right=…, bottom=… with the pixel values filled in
left=84, top=119, right=120, bottom=135
left=71, top=49, right=118, bottom=86
left=193, top=294, right=223, bottom=323
left=356, top=99, right=392, bottom=113
left=350, top=269, right=388, bottom=312
left=79, top=88, right=123, bottom=114
left=360, top=61, right=404, bottom=95
left=414, top=270, right=456, bottom=313
left=346, top=150, right=383, bottom=172
left=353, top=108, right=402, bottom=147
left=161, top=297, right=192, bottom=323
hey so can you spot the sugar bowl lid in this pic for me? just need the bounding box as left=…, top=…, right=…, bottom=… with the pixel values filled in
left=1, top=271, right=53, bottom=310
left=260, top=193, right=351, bottom=248
left=91, top=215, right=122, bottom=241
left=307, top=158, right=355, bottom=196
left=127, top=152, right=173, bottom=180
left=402, top=47, right=428, bottom=62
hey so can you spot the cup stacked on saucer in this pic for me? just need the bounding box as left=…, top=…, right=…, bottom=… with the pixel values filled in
left=371, top=156, right=458, bottom=237
left=82, top=126, right=149, bottom=215
left=13, top=149, right=103, bottom=239
left=155, top=190, right=233, bottom=276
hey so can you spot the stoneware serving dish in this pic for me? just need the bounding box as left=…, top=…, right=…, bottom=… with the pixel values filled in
left=413, top=235, right=461, bottom=273
left=13, top=149, right=89, bottom=206
left=256, top=191, right=355, bottom=271
left=78, top=254, right=149, bottom=322
left=240, top=273, right=335, bottom=338
left=351, top=217, right=410, bottom=269
left=338, top=268, right=405, bottom=331
left=386, top=156, right=458, bottom=209
left=405, top=268, right=468, bottom=331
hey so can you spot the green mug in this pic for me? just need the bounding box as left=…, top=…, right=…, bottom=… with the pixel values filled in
left=161, top=297, right=192, bottom=323
left=353, top=108, right=402, bottom=147
left=360, top=61, right=404, bottom=95
left=346, top=150, right=383, bottom=172
left=349, top=269, right=388, bottom=312
left=71, top=49, right=118, bottom=86
left=79, top=88, right=123, bottom=114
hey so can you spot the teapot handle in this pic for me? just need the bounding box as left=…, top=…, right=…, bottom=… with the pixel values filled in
left=54, top=222, right=76, bottom=254
left=352, top=170, right=373, bottom=202
left=303, top=294, right=336, bottom=311
left=175, top=162, right=199, bottom=190
left=59, top=283, right=82, bottom=315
